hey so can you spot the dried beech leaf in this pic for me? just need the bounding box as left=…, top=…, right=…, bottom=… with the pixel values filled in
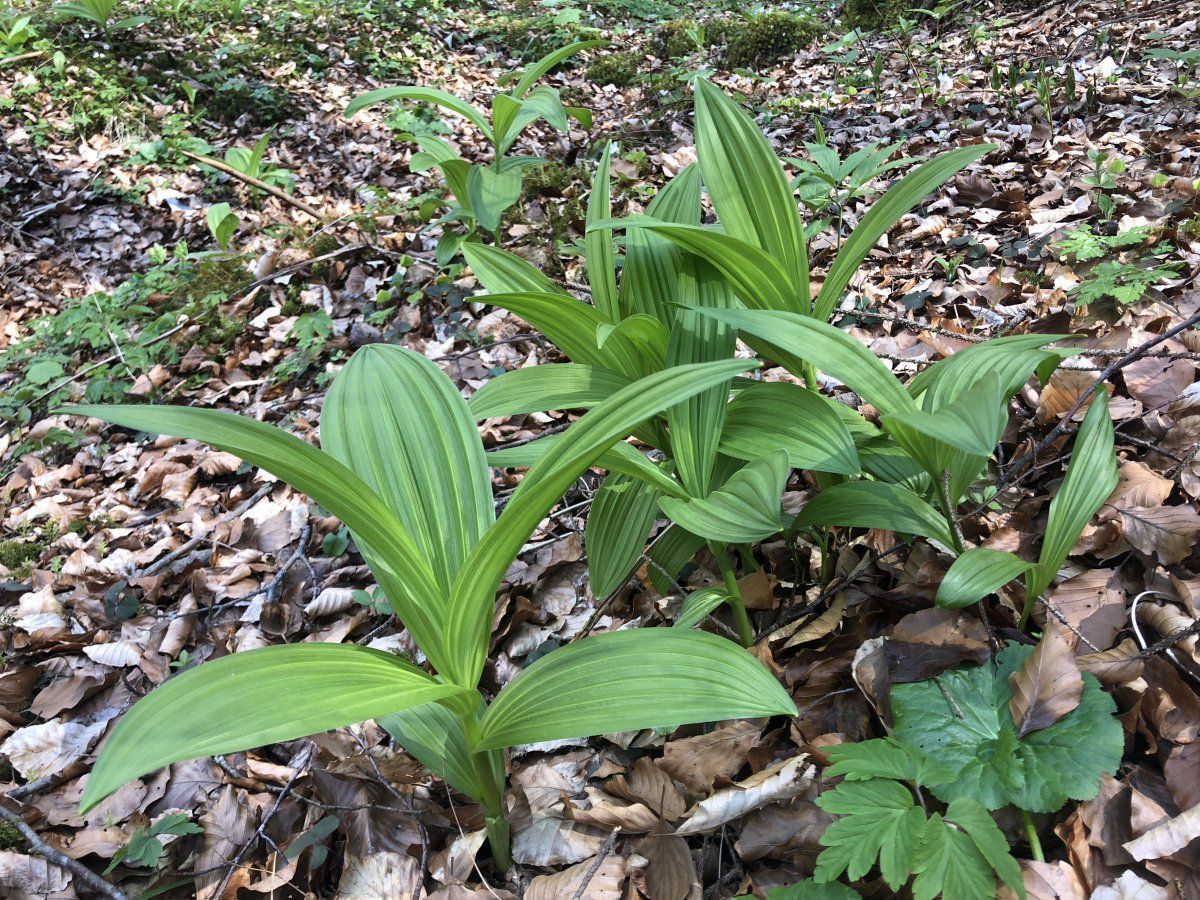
left=1009, top=629, right=1084, bottom=738
left=674, top=755, right=811, bottom=835
left=304, top=587, right=358, bottom=617
left=525, top=852, right=626, bottom=900
left=782, top=593, right=847, bottom=649
left=1122, top=801, right=1200, bottom=861
left=658, top=721, right=761, bottom=794
left=1076, top=639, right=1145, bottom=685
left=636, top=823, right=697, bottom=900
left=82, top=641, right=143, bottom=668
left=1120, top=505, right=1200, bottom=565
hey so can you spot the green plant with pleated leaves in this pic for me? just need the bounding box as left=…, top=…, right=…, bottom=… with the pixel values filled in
left=62, top=346, right=795, bottom=872
left=344, top=39, right=601, bottom=260
left=216, top=129, right=295, bottom=192
left=55, top=0, right=149, bottom=34
left=461, top=146, right=861, bottom=647
left=697, top=307, right=1119, bottom=627
left=458, top=80, right=999, bottom=641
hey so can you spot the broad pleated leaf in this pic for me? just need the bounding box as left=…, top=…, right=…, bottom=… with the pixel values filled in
left=467, top=165, right=522, bottom=231
left=511, top=39, right=605, bottom=98
left=720, top=381, right=860, bottom=475
left=62, top=403, right=451, bottom=675
left=463, top=242, right=567, bottom=295
left=586, top=472, right=661, bottom=597
left=675, top=585, right=730, bottom=629
left=480, top=291, right=644, bottom=379
left=813, top=144, right=993, bottom=321
left=666, top=300, right=735, bottom=497
left=647, top=523, right=706, bottom=594
left=322, top=345, right=493, bottom=594
left=693, top=78, right=808, bottom=305
left=468, top=363, right=630, bottom=419
left=936, top=548, right=1031, bottom=609
left=1025, top=389, right=1118, bottom=600
left=908, top=334, right=1074, bottom=409
left=619, top=164, right=700, bottom=323
left=80, top=644, right=466, bottom=811
left=475, top=629, right=795, bottom=750
left=379, top=701, right=502, bottom=801
left=345, top=86, right=494, bottom=143
left=585, top=147, right=620, bottom=321
left=602, top=218, right=795, bottom=313
left=699, top=309, right=916, bottom=415
left=486, top=433, right=685, bottom=498
left=884, top=373, right=1006, bottom=459
left=857, top=436, right=931, bottom=493
left=659, top=451, right=788, bottom=543
left=794, top=480, right=954, bottom=547
left=446, top=359, right=757, bottom=687
left=597, top=314, right=669, bottom=372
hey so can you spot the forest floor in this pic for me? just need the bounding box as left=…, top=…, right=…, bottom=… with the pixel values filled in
left=1, top=0, right=1200, bottom=896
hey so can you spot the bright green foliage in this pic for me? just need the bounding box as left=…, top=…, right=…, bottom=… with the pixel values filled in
left=1072, top=258, right=1182, bottom=306
left=892, top=643, right=1123, bottom=813
left=65, top=347, right=795, bottom=872
left=56, top=0, right=146, bottom=31
left=219, top=130, right=295, bottom=191
left=104, top=814, right=202, bottom=873
left=715, top=11, right=823, bottom=69
left=789, top=140, right=914, bottom=233
left=764, top=880, right=860, bottom=899
left=205, top=203, right=239, bottom=250
left=1055, top=224, right=1154, bottom=261
left=345, top=40, right=599, bottom=254
left=0, top=15, right=36, bottom=55
left=815, top=735, right=1024, bottom=897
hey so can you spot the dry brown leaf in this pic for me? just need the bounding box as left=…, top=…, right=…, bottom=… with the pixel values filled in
left=1009, top=629, right=1084, bottom=738
left=510, top=815, right=609, bottom=867
left=1123, top=802, right=1200, bottom=861
left=1120, top=505, right=1200, bottom=564
left=1043, top=568, right=1126, bottom=650
left=0, top=851, right=72, bottom=899
left=674, top=755, right=811, bottom=836
left=1109, top=461, right=1175, bottom=510
left=195, top=785, right=260, bottom=900
left=336, top=852, right=422, bottom=899
left=1077, top=639, right=1145, bottom=685
left=3, top=715, right=113, bottom=779
left=609, top=757, right=686, bottom=821
left=998, top=860, right=1086, bottom=899
left=566, top=787, right=659, bottom=833
left=82, top=640, right=142, bottom=667
left=1135, top=602, right=1198, bottom=655
left=658, top=721, right=761, bottom=794
left=635, top=822, right=697, bottom=900
left=781, top=593, right=847, bottom=649
left=525, top=851, right=626, bottom=900
left=304, top=587, right=358, bottom=617
left=1091, top=870, right=1172, bottom=899
left=1165, top=742, right=1200, bottom=810
left=735, top=798, right=833, bottom=861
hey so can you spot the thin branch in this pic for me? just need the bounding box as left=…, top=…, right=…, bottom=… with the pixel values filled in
left=180, top=149, right=325, bottom=219
left=0, top=804, right=130, bottom=900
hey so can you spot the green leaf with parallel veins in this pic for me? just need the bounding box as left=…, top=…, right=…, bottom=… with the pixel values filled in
left=814, top=779, right=926, bottom=889
left=467, top=164, right=523, bottom=232
left=379, top=700, right=502, bottom=802
left=892, top=642, right=1123, bottom=813
left=468, top=364, right=630, bottom=419
left=80, top=645, right=467, bottom=811
left=486, top=433, right=685, bottom=498
left=883, top=372, right=1007, bottom=460
left=794, top=480, right=954, bottom=547
left=447, top=359, right=757, bottom=688
left=814, top=144, right=993, bottom=322
left=721, top=381, right=860, bottom=476
left=694, top=78, right=808, bottom=307
left=344, top=86, right=494, bottom=143
left=323, top=345, right=493, bottom=595
left=463, top=242, right=568, bottom=296
left=1025, top=388, right=1118, bottom=601
left=475, top=629, right=795, bottom=750
left=675, top=585, right=730, bottom=629
left=659, top=451, right=788, bottom=544
left=618, top=165, right=701, bottom=324
left=698, top=309, right=917, bottom=416
left=60, top=403, right=451, bottom=677
left=585, top=147, right=620, bottom=321
left=647, top=523, right=706, bottom=594
left=936, top=548, right=1031, bottom=609
left=586, top=472, right=661, bottom=598
left=907, top=334, right=1074, bottom=410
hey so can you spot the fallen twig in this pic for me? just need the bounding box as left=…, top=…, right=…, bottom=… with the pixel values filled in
left=0, top=804, right=130, bottom=900
left=180, top=149, right=325, bottom=219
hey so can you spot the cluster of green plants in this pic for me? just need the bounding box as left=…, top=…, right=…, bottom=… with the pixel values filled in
left=345, top=40, right=600, bottom=260
left=1056, top=223, right=1183, bottom=307
left=0, top=246, right=250, bottom=427
left=67, top=80, right=1126, bottom=895
left=712, top=11, right=824, bottom=70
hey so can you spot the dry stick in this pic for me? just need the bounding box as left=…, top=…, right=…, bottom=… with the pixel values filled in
left=0, top=804, right=130, bottom=900
left=1002, top=309, right=1200, bottom=491
left=179, top=150, right=325, bottom=220
left=570, top=827, right=621, bottom=900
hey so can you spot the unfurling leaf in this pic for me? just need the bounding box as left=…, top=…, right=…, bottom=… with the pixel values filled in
left=658, top=451, right=788, bottom=543
left=1008, top=629, right=1084, bottom=738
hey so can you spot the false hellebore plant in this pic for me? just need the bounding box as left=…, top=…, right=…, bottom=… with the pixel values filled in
left=457, top=80, right=998, bottom=642
left=345, top=39, right=601, bottom=256
left=64, top=348, right=795, bottom=870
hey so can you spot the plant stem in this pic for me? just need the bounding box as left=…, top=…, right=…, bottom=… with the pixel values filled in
left=1020, top=808, right=1044, bottom=862
left=939, top=470, right=966, bottom=554
left=714, top=543, right=754, bottom=647
left=802, top=359, right=820, bottom=393
left=459, top=708, right=512, bottom=871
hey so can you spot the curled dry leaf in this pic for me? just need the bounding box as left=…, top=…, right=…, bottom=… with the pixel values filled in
left=304, top=587, right=358, bottom=617
left=997, top=860, right=1086, bottom=900
left=674, top=755, right=811, bottom=836
left=83, top=640, right=143, bottom=667
left=1135, top=602, right=1197, bottom=656
left=635, top=822, right=697, bottom=900
left=1077, top=638, right=1145, bottom=685
left=1009, top=628, right=1084, bottom=738
left=1120, top=505, right=1200, bottom=565
left=0, top=852, right=72, bottom=898
left=3, top=714, right=113, bottom=779
left=1091, top=869, right=1173, bottom=899
left=781, top=592, right=847, bottom=649
left=1122, top=802, right=1200, bottom=861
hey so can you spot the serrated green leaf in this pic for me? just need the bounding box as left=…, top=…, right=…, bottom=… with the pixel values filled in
left=80, top=645, right=467, bottom=812
left=475, top=629, right=795, bottom=750
left=936, top=548, right=1031, bottom=609
left=586, top=473, right=661, bottom=598
left=892, top=642, right=1123, bottom=813
left=825, top=738, right=955, bottom=787
left=814, top=779, right=926, bottom=889
left=943, top=799, right=1025, bottom=899
left=794, top=480, right=954, bottom=547
left=910, top=813, right=998, bottom=900
left=720, top=381, right=860, bottom=476
left=765, top=879, right=860, bottom=899
left=659, top=450, right=788, bottom=543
